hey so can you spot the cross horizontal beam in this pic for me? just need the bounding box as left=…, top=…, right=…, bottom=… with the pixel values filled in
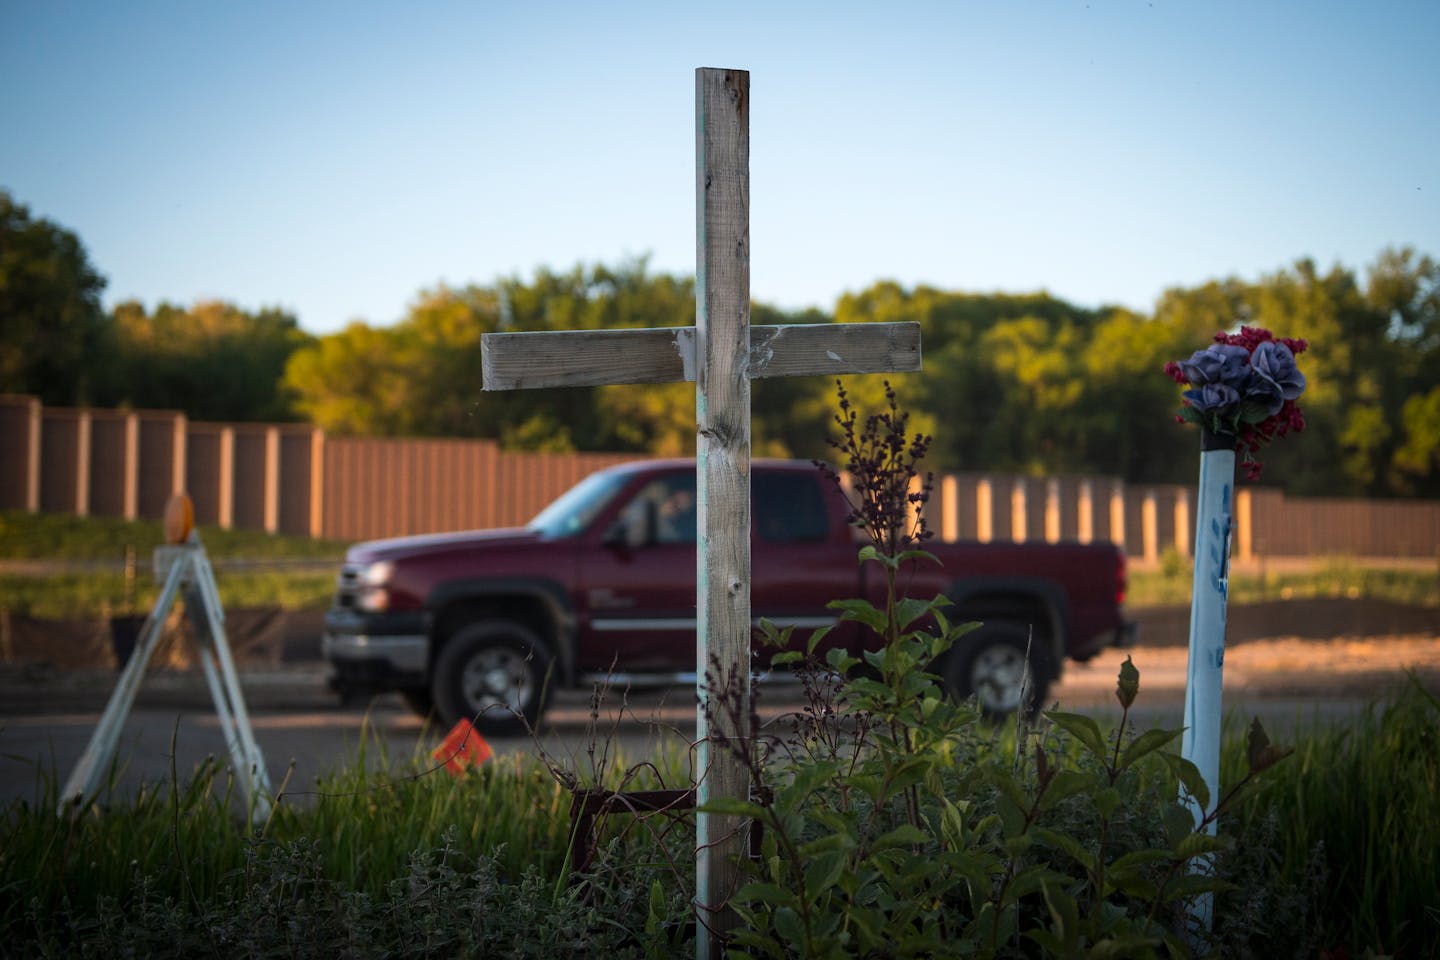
left=481, top=321, right=921, bottom=391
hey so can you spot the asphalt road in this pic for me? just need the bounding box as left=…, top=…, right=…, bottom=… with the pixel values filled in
left=5, top=637, right=1435, bottom=811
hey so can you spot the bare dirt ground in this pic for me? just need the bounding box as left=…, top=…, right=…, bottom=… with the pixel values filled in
left=1051, top=634, right=1440, bottom=707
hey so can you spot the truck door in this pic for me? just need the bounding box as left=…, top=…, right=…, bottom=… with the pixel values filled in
left=577, top=467, right=857, bottom=676
left=751, top=470, right=857, bottom=663
left=577, top=470, right=700, bottom=675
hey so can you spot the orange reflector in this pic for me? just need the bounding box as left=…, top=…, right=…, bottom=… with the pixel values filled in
left=432, top=718, right=493, bottom=776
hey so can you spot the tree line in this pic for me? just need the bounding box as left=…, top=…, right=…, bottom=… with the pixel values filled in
left=4, top=189, right=1437, bottom=497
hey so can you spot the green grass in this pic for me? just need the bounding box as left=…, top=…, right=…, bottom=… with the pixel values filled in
left=3, top=682, right=1437, bottom=955
left=0, top=509, right=351, bottom=561
left=0, top=509, right=349, bottom=617
left=0, top=569, right=338, bottom=618
left=2, top=720, right=692, bottom=910
left=1128, top=552, right=1440, bottom=608
left=0, top=725, right=696, bottom=958
left=5, top=510, right=1438, bottom=617
left=1225, top=674, right=1440, bottom=956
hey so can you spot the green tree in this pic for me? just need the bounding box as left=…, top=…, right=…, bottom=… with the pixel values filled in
left=1367, top=247, right=1440, bottom=495
left=0, top=191, right=108, bottom=403
left=1075, top=307, right=1197, bottom=484
left=1249, top=257, right=1397, bottom=495
left=282, top=320, right=412, bottom=434
left=285, top=249, right=1440, bottom=498
left=285, top=259, right=700, bottom=449
left=103, top=299, right=312, bottom=420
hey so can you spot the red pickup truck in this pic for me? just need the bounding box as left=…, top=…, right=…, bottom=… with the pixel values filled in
left=324, top=459, right=1135, bottom=733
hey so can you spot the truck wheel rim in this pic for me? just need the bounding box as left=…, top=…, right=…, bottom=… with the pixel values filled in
left=971, top=645, right=1030, bottom=713
left=459, top=648, right=533, bottom=716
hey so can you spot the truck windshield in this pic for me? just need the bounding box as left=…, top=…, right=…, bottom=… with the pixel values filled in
left=527, top=470, right=629, bottom=538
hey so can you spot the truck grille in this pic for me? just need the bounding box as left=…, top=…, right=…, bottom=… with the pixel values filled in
left=334, top=563, right=365, bottom=609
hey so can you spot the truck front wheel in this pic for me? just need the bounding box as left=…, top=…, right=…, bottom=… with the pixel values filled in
left=946, top=623, right=1051, bottom=720
left=432, top=621, right=554, bottom=735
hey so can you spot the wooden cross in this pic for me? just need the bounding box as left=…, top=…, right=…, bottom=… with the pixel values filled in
left=482, top=67, right=921, bottom=954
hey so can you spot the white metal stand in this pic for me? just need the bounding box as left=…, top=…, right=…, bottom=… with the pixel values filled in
left=58, top=532, right=274, bottom=823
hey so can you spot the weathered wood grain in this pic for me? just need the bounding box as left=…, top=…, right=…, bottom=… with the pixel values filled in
left=747, top=321, right=921, bottom=378
left=481, top=328, right=691, bottom=389
left=694, top=66, right=750, bottom=956
left=475, top=65, right=925, bottom=957
left=481, top=321, right=921, bottom=390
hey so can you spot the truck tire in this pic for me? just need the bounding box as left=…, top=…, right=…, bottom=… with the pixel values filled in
left=432, top=621, right=554, bottom=736
left=946, top=622, right=1051, bottom=721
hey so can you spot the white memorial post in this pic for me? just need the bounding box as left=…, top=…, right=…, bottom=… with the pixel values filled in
left=1177, top=426, right=1234, bottom=933
left=1171, top=328, right=1307, bottom=938
left=482, top=67, right=921, bottom=955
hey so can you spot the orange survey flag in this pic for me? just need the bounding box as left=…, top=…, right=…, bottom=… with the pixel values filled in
left=432, top=718, right=493, bottom=775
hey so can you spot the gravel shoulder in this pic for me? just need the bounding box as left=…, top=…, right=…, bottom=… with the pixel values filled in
left=1053, top=634, right=1440, bottom=706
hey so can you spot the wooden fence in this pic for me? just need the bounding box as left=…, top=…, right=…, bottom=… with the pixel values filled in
left=3, top=394, right=1438, bottom=564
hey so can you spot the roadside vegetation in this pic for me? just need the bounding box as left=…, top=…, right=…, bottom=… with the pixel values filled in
left=4, top=635, right=1435, bottom=956
left=8, top=189, right=1440, bottom=498
left=0, top=509, right=347, bottom=618
left=0, top=509, right=350, bottom=562
left=4, top=386, right=1438, bottom=957
left=5, top=509, right=1437, bottom=619
left=1130, top=548, right=1440, bottom=608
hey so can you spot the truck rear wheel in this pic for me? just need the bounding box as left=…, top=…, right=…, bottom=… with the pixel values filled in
left=432, top=621, right=553, bottom=736
left=946, top=623, right=1051, bottom=720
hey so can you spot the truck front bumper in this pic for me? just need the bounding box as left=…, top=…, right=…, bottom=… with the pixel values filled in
left=322, top=609, right=428, bottom=692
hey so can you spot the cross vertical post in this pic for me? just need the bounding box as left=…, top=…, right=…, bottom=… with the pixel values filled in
left=693, top=66, right=750, bottom=953
left=480, top=66, right=921, bottom=954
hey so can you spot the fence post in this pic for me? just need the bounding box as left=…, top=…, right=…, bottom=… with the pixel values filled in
left=1078, top=479, right=1094, bottom=544
left=1142, top=488, right=1159, bottom=564
left=1109, top=481, right=1127, bottom=554
left=264, top=427, right=280, bottom=534
left=309, top=429, right=325, bottom=539
left=1045, top=478, right=1061, bottom=543
left=74, top=410, right=92, bottom=515
left=26, top=398, right=40, bottom=512
left=172, top=414, right=187, bottom=495
left=0, top=395, right=43, bottom=512
left=1235, top=488, right=1253, bottom=563
left=1011, top=478, right=1028, bottom=542
left=123, top=412, right=140, bottom=520
left=941, top=474, right=959, bottom=541
left=217, top=427, right=235, bottom=529
left=1174, top=487, right=1191, bottom=558
left=976, top=477, right=994, bottom=543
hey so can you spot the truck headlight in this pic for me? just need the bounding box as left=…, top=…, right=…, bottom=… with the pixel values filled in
left=356, top=560, right=395, bottom=612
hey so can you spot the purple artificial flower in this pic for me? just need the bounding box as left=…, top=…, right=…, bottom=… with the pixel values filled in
left=1250, top=340, right=1307, bottom=401
left=1177, top=343, right=1252, bottom=388
left=1241, top=369, right=1285, bottom=417
left=1183, top=381, right=1242, bottom=416
left=1166, top=325, right=1310, bottom=479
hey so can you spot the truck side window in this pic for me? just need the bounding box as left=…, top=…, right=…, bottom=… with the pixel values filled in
left=755, top=473, right=830, bottom=543
left=631, top=475, right=697, bottom=545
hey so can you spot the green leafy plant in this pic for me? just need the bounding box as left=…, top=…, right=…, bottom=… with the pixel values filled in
left=700, top=381, right=1294, bottom=958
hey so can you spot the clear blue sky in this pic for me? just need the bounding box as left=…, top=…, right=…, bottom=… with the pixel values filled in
left=3, top=1, right=1436, bottom=336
